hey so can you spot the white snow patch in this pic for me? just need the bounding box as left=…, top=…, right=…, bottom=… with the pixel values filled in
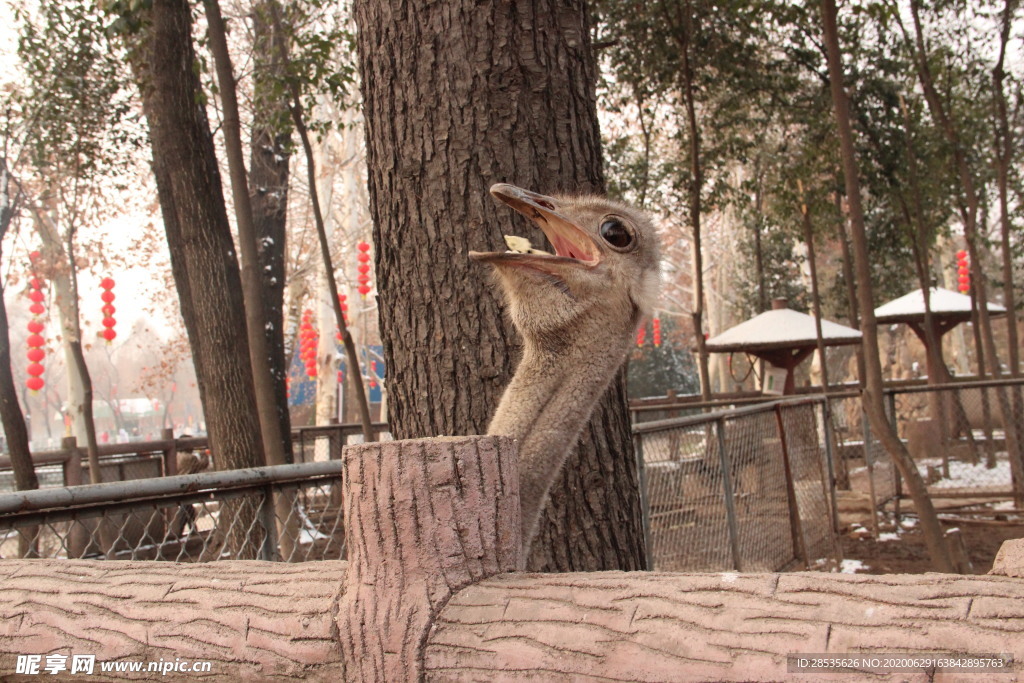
left=917, top=458, right=1011, bottom=489
left=719, top=572, right=739, bottom=583
left=877, top=532, right=900, bottom=542
left=838, top=559, right=868, bottom=574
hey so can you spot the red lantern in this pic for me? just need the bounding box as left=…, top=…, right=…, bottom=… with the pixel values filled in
left=636, top=326, right=646, bottom=347
left=26, top=272, right=46, bottom=392
left=356, top=242, right=372, bottom=298
left=956, top=249, right=970, bottom=293
left=28, top=250, right=40, bottom=263
left=652, top=317, right=662, bottom=347
left=99, top=277, right=117, bottom=343
left=299, top=311, right=319, bottom=379
left=369, top=361, right=378, bottom=389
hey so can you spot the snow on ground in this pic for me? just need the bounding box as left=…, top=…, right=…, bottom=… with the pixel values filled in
left=877, top=532, right=900, bottom=542
left=917, top=457, right=1011, bottom=489
left=837, top=559, right=869, bottom=573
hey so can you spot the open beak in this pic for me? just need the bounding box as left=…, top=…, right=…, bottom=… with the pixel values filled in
left=469, top=184, right=600, bottom=269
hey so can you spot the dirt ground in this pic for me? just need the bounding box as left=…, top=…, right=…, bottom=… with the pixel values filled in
left=840, top=516, right=1024, bottom=574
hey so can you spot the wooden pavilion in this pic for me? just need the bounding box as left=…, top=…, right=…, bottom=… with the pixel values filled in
left=705, top=299, right=862, bottom=395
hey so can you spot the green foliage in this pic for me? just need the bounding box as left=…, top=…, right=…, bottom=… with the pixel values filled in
left=14, top=0, right=141, bottom=201
left=627, top=316, right=699, bottom=398
left=252, top=0, right=359, bottom=141
left=595, top=0, right=1024, bottom=332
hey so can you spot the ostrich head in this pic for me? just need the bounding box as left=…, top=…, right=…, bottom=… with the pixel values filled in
left=470, top=183, right=660, bottom=346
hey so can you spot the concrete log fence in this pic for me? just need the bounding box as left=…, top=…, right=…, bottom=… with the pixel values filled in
left=0, top=435, right=1021, bottom=682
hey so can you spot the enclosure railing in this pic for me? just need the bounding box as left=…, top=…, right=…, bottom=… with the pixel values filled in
left=0, top=423, right=391, bottom=492
left=0, top=461, right=346, bottom=562
left=633, top=396, right=840, bottom=573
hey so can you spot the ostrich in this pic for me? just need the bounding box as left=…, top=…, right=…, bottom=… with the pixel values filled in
left=470, top=183, right=660, bottom=556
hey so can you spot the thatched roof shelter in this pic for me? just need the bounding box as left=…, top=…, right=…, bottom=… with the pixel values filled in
left=706, top=300, right=862, bottom=394
left=874, top=287, right=1005, bottom=382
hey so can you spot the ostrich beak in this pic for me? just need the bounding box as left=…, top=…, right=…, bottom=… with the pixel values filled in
left=469, top=184, right=600, bottom=269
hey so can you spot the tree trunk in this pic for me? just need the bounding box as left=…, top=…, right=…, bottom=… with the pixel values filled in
left=128, top=0, right=265, bottom=554
left=203, top=0, right=289, bottom=473
left=819, top=0, right=954, bottom=572
left=31, top=213, right=98, bottom=477
left=0, top=166, right=39, bottom=557
left=799, top=181, right=829, bottom=391
left=677, top=1, right=713, bottom=402
left=249, top=0, right=294, bottom=463
left=904, top=0, right=1024, bottom=500
left=992, top=0, right=1024, bottom=502
left=265, top=0, right=375, bottom=444
left=338, top=436, right=520, bottom=681
left=352, top=0, right=645, bottom=571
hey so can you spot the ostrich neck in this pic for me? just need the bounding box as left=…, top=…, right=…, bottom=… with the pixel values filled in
left=487, top=322, right=634, bottom=554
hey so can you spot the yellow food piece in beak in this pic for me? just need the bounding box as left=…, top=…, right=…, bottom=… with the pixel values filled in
left=503, top=235, right=552, bottom=256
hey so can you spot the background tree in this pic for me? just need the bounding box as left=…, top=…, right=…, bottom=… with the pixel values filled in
left=819, top=0, right=953, bottom=571
left=114, top=0, right=267, bottom=555
left=13, top=0, right=139, bottom=483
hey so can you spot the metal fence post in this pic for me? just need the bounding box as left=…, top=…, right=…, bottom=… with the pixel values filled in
left=820, top=398, right=843, bottom=565
left=714, top=417, right=742, bottom=571
left=633, top=431, right=654, bottom=571
left=861, top=408, right=881, bottom=538
left=775, top=404, right=810, bottom=570
left=260, top=484, right=281, bottom=561
left=162, top=428, right=178, bottom=476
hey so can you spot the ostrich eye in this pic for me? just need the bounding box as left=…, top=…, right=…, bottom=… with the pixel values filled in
left=600, top=218, right=634, bottom=250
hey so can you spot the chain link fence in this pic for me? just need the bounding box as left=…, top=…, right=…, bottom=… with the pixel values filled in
left=885, top=380, right=1024, bottom=500
left=0, top=424, right=391, bottom=562
left=0, top=462, right=346, bottom=562
left=635, top=397, right=839, bottom=572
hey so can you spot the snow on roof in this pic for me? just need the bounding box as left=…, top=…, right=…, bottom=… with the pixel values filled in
left=705, top=308, right=862, bottom=353
left=874, top=287, right=1006, bottom=323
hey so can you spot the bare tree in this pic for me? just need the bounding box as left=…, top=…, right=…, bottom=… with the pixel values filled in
left=819, top=0, right=954, bottom=572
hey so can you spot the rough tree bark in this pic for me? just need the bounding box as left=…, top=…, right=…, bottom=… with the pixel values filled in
left=819, top=0, right=954, bottom=572
left=352, top=0, right=646, bottom=572
left=128, top=0, right=266, bottom=555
